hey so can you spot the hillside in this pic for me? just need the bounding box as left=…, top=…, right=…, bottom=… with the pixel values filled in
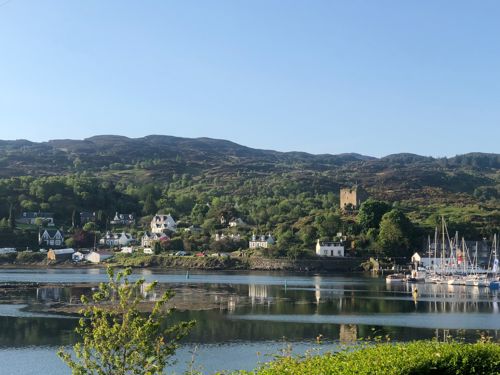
left=0, top=135, right=498, bottom=198
left=0, top=135, right=498, bottom=253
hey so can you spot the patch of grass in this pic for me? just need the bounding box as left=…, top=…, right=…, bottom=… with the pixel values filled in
left=231, top=341, right=500, bottom=375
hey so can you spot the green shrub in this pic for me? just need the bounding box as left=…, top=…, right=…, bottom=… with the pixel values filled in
left=0, top=252, right=17, bottom=264
left=233, top=341, right=500, bottom=375
left=16, top=251, right=46, bottom=263
left=111, top=253, right=239, bottom=269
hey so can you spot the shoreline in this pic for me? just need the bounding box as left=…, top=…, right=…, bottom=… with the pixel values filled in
left=0, top=255, right=365, bottom=272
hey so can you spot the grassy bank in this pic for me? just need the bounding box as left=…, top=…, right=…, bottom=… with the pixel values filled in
left=109, top=253, right=243, bottom=269
left=232, top=341, right=500, bottom=375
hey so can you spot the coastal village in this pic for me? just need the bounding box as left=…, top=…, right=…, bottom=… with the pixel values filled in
left=1, top=184, right=497, bottom=289
left=1, top=187, right=361, bottom=264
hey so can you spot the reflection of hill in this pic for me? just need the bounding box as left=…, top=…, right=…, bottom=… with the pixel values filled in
left=0, top=316, right=78, bottom=347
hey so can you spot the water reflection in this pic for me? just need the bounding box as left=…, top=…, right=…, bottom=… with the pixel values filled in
left=0, top=269, right=497, bottom=350
left=339, top=324, right=357, bottom=344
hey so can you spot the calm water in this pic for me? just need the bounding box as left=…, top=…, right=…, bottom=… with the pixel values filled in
left=0, top=268, right=499, bottom=374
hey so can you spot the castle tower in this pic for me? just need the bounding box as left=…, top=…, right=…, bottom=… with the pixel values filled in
left=340, top=185, right=368, bottom=210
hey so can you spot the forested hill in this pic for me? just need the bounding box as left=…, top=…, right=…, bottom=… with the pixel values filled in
left=0, top=135, right=498, bottom=240
left=0, top=135, right=377, bottom=176
left=0, top=134, right=498, bottom=175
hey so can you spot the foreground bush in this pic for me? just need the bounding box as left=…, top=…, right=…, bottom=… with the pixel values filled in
left=58, top=267, right=194, bottom=375
left=235, top=341, right=500, bottom=375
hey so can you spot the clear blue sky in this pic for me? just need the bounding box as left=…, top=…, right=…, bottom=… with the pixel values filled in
left=0, top=0, right=499, bottom=157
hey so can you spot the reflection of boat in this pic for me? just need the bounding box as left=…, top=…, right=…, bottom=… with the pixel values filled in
left=386, top=274, right=406, bottom=283
left=407, top=270, right=425, bottom=283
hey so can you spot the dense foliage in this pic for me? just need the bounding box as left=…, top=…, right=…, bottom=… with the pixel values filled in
left=234, top=341, right=500, bottom=375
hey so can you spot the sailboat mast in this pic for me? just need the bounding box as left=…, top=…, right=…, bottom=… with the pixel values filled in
left=434, top=226, right=438, bottom=272
left=441, top=216, right=445, bottom=273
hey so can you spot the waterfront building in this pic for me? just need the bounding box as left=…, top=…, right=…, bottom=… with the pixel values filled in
left=141, top=231, right=169, bottom=247
left=86, top=250, right=114, bottom=263
left=315, top=239, right=345, bottom=257
left=47, top=248, right=74, bottom=261
left=99, top=231, right=135, bottom=247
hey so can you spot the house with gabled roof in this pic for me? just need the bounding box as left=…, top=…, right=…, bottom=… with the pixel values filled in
left=86, top=250, right=114, bottom=264
left=150, top=214, right=177, bottom=233
left=316, top=239, right=344, bottom=257
left=141, top=232, right=170, bottom=247
left=249, top=234, right=275, bottom=249
left=39, top=229, right=64, bottom=247
left=99, top=231, right=135, bottom=247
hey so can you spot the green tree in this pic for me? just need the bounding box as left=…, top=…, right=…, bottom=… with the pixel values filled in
left=377, top=209, right=413, bottom=257
left=315, top=213, right=341, bottom=238
left=143, top=193, right=157, bottom=216
left=65, top=237, right=75, bottom=248
left=153, top=241, right=162, bottom=255
left=58, top=268, right=194, bottom=375
left=8, top=204, right=15, bottom=230
left=357, top=199, right=391, bottom=232
left=34, top=217, right=44, bottom=227
left=0, top=218, right=8, bottom=228
left=83, top=222, right=97, bottom=232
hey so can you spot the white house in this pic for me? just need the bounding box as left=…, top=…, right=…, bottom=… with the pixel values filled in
left=315, top=240, right=344, bottom=257
left=120, top=246, right=134, bottom=254
left=86, top=251, right=114, bottom=264
left=141, top=232, right=169, bottom=247
left=99, top=232, right=135, bottom=247
left=411, top=252, right=422, bottom=264
left=215, top=233, right=241, bottom=241
left=150, top=214, right=177, bottom=234
left=249, top=234, right=275, bottom=249
left=39, top=229, right=64, bottom=247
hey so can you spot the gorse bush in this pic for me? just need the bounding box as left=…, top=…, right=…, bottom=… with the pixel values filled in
left=58, top=267, right=194, bottom=375
left=234, top=341, right=500, bottom=375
